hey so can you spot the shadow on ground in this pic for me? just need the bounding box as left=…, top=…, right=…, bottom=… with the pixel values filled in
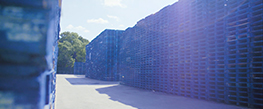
left=96, top=85, right=247, bottom=109
left=66, top=77, right=119, bottom=85
left=73, top=75, right=86, bottom=78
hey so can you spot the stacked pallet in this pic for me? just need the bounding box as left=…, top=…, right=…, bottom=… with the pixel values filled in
left=0, top=0, right=61, bottom=108
left=85, top=29, right=124, bottom=81
left=74, top=62, right=87, bottom=75
left=57, top=67, right=74, bottom=74
left=224, top=0, right=263, bottom=107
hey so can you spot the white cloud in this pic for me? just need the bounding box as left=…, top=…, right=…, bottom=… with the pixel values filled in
left=104, top=0, right=126, bottom=8
left=66, top=24, right=90, bottom=33
left=87, top=18, right=109, bottom=24
left=107, top=15, right=120, bottom=21
left=66, top=24, right=74, bottom=29
left=84, top=30, right=90, bottom=33
left=75, top=26, right=86, bottom=31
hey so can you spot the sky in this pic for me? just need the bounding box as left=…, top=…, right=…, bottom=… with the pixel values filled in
left=60, top=0, right=178, bottom=41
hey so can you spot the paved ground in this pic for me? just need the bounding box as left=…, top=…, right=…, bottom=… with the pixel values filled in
left=55, top=74, right=248, bottom=109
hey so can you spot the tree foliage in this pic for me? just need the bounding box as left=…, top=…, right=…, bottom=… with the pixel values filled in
left=57, top=31, right=89, bottom=68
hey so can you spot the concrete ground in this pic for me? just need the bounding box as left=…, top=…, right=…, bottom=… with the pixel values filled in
left=55, top=74, right=248, bottom=109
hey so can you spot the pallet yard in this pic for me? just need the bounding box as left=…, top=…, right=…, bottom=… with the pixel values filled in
left=84, top=0, right=263, bottom=108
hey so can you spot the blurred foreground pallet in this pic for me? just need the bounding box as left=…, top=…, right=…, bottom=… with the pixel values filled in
left=0, top=0, right=61, bottom=109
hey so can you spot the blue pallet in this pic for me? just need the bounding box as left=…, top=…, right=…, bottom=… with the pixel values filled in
left=74, top=62, right=86, bottom=75
left=0, top=73, right=48, bottom=107
left=0, top=64, right=46, bottom=77
left=0, top=5, right=59, bottom=55
left=0, top=2, right=60, bottom=108
left=0, top=0, right=59, bottom=9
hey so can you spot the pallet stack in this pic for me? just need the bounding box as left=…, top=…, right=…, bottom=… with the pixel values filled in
left=0, top=0, right=61, bottom=108
left=57, top=66, right=74, bottom=74
left=85, top=29, right=124, bottom=81
left=224, top=0, right=263, bottom=107
left=74, top=62, right=86, bottom=75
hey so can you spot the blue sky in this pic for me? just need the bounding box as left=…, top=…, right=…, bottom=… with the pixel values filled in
left=60, top=0, right=178, bottom=41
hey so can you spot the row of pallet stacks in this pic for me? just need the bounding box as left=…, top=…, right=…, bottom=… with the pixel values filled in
left=84, top=0, right=262, bottom=108
left=74, top=62, right=87, bottom=75
left=116, top=0, right=263, bottom=108
left=0, top=0, right=61, bottom=109
left=85, top=29, right=124, bottom=81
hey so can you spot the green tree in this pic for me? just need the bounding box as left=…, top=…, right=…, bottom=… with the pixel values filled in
left=58, top=31, right=89, bottom=68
